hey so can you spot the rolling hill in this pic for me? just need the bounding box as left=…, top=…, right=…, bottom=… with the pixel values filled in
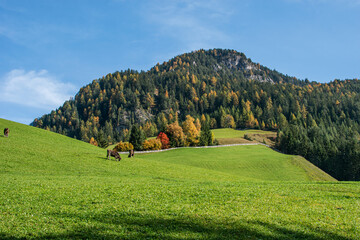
left=2, top=118, right=360, bottom=239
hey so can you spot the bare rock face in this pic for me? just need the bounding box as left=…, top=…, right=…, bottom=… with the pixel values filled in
left=216, top=53, right=274, bottom=84
left=116, top=108, right=153, bottom=130
left=135, top=108, right=153, bottom=124
left=249, top=75, right=274, bottom=84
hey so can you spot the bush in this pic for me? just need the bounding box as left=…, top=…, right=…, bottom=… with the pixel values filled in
left=142, top=139, right=162, bottom=151
left=244, top=134, right=253, bottom=141
left=113, top=141, right=134, bottom=152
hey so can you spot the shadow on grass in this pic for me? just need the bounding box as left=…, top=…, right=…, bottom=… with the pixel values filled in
left=96, top=156, right=122, bottom=162
left=1, top=211, right=352, bottom=240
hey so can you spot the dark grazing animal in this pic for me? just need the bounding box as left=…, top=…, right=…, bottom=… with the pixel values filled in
left=107, top=149, right=121, bottom=161
left=4, top=128, right=9, bottom=137
left=128, top=149, right=134, bottom=158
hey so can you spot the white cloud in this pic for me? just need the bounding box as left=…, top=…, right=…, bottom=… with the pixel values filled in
left=0, top=69, right=75, bottom=109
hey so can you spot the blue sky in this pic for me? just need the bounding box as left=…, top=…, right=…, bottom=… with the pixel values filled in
left=1, top=0, right=360, bottom=124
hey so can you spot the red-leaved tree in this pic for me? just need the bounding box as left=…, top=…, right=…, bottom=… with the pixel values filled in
left=157, top=132, right=170, bottom=149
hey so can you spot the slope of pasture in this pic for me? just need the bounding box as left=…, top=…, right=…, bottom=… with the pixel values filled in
left=211, top=128, right=276, bottom=144
left=212, top=128, right=272, bottom=138
left=139, top=145, right=335, bottom=181
left=1, top=119, right=359, bottom=240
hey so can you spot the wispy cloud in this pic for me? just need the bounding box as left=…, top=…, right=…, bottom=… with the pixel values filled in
left=0, top=69, right=75, bottom=109
left=143, top=0, right=234, bottom=51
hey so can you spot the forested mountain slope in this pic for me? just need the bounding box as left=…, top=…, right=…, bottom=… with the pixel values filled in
left=31, top=49, right=360, bottom=180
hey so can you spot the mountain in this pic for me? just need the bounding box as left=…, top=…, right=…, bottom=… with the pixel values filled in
left=31, top=49, right=360, bottom=180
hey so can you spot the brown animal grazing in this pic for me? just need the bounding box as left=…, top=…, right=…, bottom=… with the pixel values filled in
left=128, top=149, right=134, bottom=158
left=4, top=128, right=9, bottom=137
left=107, top=149, right=121, bottom=161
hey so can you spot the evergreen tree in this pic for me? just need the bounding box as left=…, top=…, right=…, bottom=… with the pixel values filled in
left=129, top=125, right=145, bottom=151
left=199, top=123, right=214, bottom=146
left=96, top=132, right=108, bottom=148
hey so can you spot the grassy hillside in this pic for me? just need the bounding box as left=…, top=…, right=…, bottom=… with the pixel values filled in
left=1, top=118, right=359, bottom=239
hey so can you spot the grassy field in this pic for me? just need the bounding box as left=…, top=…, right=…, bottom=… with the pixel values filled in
left=211, top=128, right=276, bottom=145
left=1, top=118, right=359, bottom=239
left=211, top=128, right=272, bottom=139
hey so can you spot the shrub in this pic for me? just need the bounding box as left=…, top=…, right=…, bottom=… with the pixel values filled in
left=244, top=134, right=253, bottom=141
left=142, top=139, right=162, bottom=151
left=113, top=141, right=134, bottom=152
left=89, top=137, right=98, bottom=147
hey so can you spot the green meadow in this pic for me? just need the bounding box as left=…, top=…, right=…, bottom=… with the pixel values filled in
left=0, top=118, right=359, bottom=239
left=211, top=128, right=276, bottom=144
left=211, top=128, right=272, bottom=139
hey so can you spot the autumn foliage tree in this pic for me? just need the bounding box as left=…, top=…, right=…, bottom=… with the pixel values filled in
left=182, top=115, right=200, bottom=146
left=157, top=132, right=170, bottom=149
left=165, top=121, right=185, bottom=147
left=222, top=114, right=236, bottom=129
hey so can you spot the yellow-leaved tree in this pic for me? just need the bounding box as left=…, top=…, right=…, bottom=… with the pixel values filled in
left=182, top=115, right=200, bottom=146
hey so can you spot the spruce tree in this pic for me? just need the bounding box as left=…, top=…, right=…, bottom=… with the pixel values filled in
left=129, top=125, right=145, bottom=151
left=199, top=123, right=213, bottom=146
